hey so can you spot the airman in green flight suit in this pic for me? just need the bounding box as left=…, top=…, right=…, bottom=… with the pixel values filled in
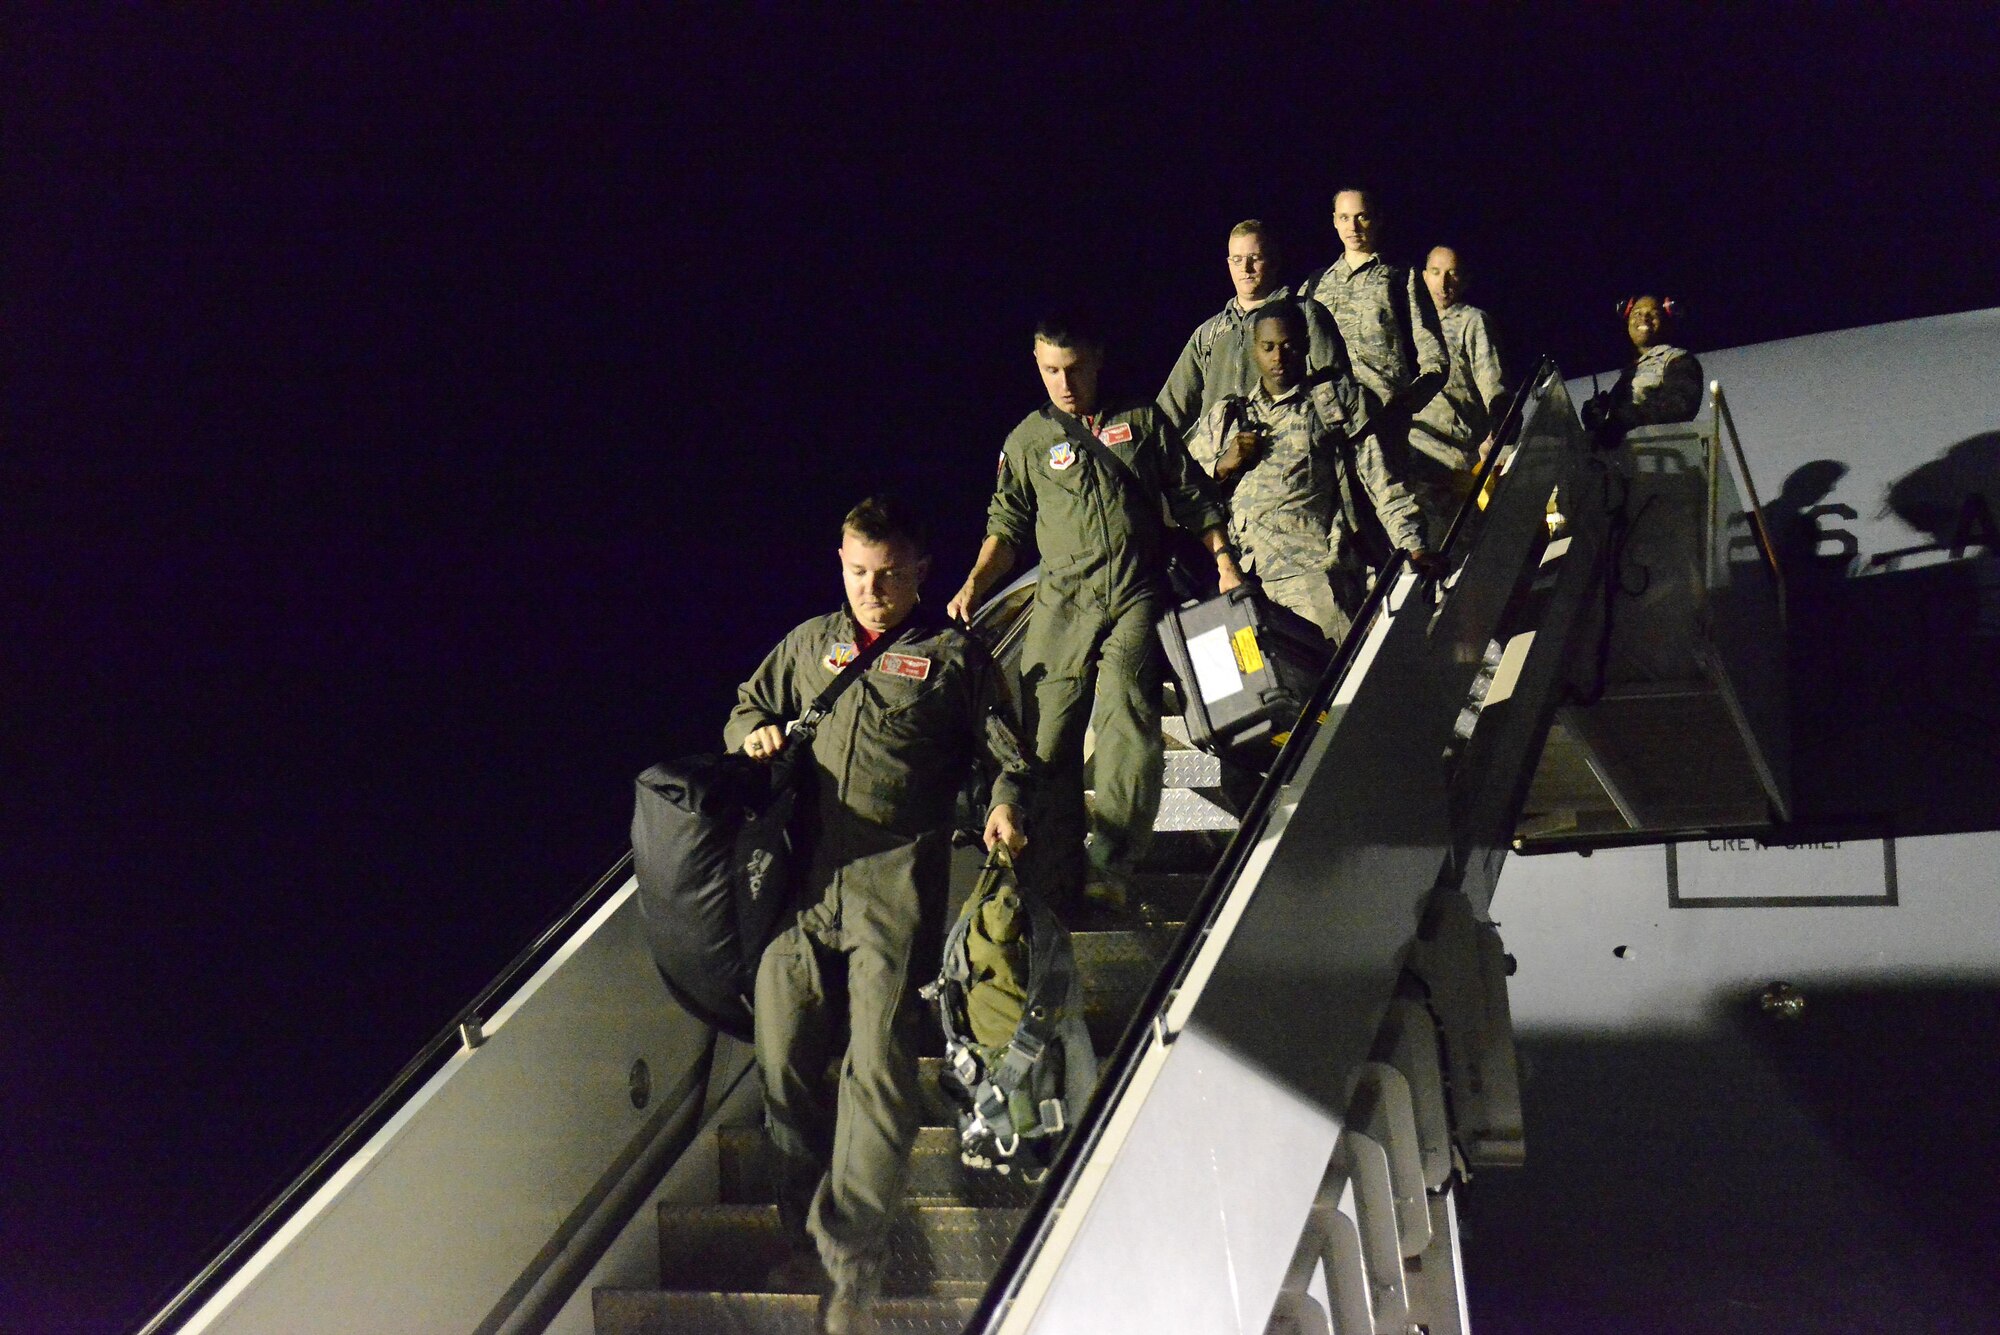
left=730, top=497, right=1031, bottom=1334
left=948, top=314, right=1240, bottom=910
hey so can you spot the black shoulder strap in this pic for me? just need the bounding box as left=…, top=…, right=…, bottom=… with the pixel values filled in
left=791, top=621, right=903, bottom=742
left=1387, top=260, right=1418, bottom=360
left=1049, top=407, right=1146, bottom=494
left=1219, top=394, right=1249, bottom=442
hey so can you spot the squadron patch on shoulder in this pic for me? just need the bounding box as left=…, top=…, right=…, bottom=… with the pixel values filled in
left=1048, top=442, right=1076, bottom=471
left=876, top=652, right=932, bottom=682
left=1097, top=422, right=1134, bottom=446
left=997, top=450, right=1008, bottom=480
left=823, top=641, right=858, bottom=672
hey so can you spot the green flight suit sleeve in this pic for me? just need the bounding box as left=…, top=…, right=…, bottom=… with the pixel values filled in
left=1156, top=328, right=1209, bottom=441
left=986, top=426, right=1037, bottom=550
left=1149, top=408, right=1228, bottom=536
left=725, top=626, right=805, bottom=750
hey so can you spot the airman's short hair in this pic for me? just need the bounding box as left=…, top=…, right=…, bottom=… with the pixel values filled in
left=1229, top=218, right=1271, bottom=243
left=842, top=495, right=930, bottom=558
left=1031, top=311, right=1105, bottom=354
left=1331, top=187, right=1377, bottom=212
left=1250, top=299, right=1307, bottom=336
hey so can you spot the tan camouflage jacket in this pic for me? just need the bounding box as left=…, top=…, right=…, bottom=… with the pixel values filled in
left=1188, top=375, right=1425, bottom=581
left=1301, top=253, right=1449, bottom=412
left=1610, top=344, right=1705, bottom=427
left=1413, top=302, right=1507, bottom=470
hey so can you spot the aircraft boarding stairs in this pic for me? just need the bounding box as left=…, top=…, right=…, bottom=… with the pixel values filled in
left=594, top=365, right=1790, bottom=1334
left=143, top=364, right=1786, bottom=1335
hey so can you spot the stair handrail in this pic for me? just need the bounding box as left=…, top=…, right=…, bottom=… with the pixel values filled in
left=1711, top=380, right=1789, bottom=625
left=132, top=848, right=641, bottom=1335
left=1435, top=359, right=1550, bottom=561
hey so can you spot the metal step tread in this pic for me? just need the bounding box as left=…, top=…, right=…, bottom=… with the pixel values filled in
left=1069, top=922, right=1183, bottom=970
left=1160, top=746, right=1225, bottom=789
left=717, top=1125, right=1038, bottom=1210
left=1153, top=784, right=1240, bottom=832
left=594, top=1288, right=976, bottom=1335
left=657, top=1203, right=1027, bottom=1293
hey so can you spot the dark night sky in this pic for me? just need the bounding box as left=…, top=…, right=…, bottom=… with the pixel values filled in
left=6, top=9, right=1999, bottom=1331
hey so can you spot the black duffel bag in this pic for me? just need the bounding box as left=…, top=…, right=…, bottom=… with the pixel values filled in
left=632, top=750, right=801, bottom=1040
left=631, top=631, right=893, bottom=1039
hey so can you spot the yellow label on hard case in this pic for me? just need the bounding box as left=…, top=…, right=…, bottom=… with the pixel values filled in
left=1230, top=625, right=1264, bottom=674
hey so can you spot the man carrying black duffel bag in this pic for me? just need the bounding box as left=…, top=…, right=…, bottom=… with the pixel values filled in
left=728, top=496, right=1030, bottom=1334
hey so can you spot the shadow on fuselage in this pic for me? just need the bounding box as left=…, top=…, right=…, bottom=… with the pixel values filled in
left=1884, top=432, right=2000, bottom=554
left=1776, top=443, right=2000, bottom=839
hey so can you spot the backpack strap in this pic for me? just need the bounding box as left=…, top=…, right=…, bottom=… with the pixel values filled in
left=758, top=623, right=904, bottom=798
left=1293, top=266, right=1328, bottom=309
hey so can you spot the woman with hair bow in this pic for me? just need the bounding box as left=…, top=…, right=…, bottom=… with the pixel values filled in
left=1582, top=295, right=1705, bottom=437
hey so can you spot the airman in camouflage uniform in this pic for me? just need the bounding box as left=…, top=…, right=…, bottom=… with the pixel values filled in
left=1582, top=295, right=1705, bottom=435
left=732, top=498, right=1031, bottom=1333
left=1189, top=301, right=1430, bottom=641
left=950, top=315, right=1238, bottom=909
left=1412, top=246, right=1509, bottom=535
left=1298, top=191, right=1450, bottom=416
left=1156, top=220, right=1354, bottom=442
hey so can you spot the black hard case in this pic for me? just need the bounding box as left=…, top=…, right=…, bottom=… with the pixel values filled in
left=1156, top=586, right=1333, bottom=770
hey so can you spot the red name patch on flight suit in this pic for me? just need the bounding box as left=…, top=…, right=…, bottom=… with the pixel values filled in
left=1097, top=422, right=1134, bottom=446
left=875, top=652, right=932, bottom=682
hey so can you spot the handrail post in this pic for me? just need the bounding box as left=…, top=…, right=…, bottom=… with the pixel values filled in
left=1710, top=381, right=1789, bottom=626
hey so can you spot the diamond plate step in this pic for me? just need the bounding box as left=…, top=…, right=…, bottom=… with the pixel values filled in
left=1153, top=784, right=1240, bottom=832
left=1071, top=923, right=1181, bottom=979
left=658, top=1203, right=1026, bottom=1294
left=717, top=1124, right=1037, bottom=1210
left=595, top=1289, right=976, bottom=1335
left=1161, top=746, right=1224, bottom=789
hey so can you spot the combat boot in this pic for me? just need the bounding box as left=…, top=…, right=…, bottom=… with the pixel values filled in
left=819, top=1256, right=882, bottom=1335
left=1082, top=868, right=1133, bottom=914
